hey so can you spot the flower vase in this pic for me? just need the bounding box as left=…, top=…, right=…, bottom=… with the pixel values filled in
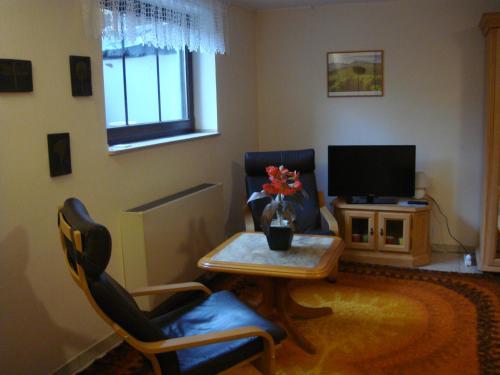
left=265, top=195, right=294, bottom=251
left=266, top=225, right=293, bottom=251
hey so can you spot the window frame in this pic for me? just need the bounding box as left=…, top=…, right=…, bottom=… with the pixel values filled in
left=105, top=49, right=195, bottom=146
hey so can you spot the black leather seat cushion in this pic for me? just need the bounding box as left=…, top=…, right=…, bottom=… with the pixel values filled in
left=153, top=290, right=287, bottom=375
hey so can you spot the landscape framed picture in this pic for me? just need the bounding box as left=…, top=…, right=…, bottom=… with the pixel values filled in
left=327, top=50, right=384, bottom=97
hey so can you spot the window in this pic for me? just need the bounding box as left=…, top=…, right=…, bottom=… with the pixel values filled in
left=102, top=39, right=194, bottom=146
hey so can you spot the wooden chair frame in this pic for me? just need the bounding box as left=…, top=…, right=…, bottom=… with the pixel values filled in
left=58, top=210, right=276, bottom=375
left=245, top=191, right=339, bottom=235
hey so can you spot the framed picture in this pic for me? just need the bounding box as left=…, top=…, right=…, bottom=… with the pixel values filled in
left=0, top=59, right=33, bottom=92
left=327, top=50, right=383, bottom=97
left=69, top=56, right=92, bottom=96
left=47, top=133, right=72, bottom=177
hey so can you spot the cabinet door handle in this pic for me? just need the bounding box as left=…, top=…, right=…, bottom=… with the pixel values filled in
left=370, top=228, right=374, bottom=236
left=380, top=228, right=384, bottom=236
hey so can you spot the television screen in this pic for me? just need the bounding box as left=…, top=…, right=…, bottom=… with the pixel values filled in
left=328, top=145, right=416, bottom=197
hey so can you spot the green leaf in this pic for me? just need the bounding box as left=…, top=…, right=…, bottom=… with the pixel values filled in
left=261, top=201, right=278, bottom=234
left=247, top=191, right=271, bottom=203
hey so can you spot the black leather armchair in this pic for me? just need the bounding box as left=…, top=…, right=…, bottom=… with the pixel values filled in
left=58, top=198, right=286, bottom=375
left=245, top=149, right=338, bottom=235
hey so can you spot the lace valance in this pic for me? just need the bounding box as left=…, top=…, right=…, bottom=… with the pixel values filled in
left=82, top=0, right=227, bottom=54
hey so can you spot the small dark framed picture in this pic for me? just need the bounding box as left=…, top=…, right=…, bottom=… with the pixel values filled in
left=69, top=56, right=92, bottom=96
left=0, top=59, right=33, bottom=92
left=47, top=133, right=72, bottom=177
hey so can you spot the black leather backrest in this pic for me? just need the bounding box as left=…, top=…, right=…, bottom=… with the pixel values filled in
left=245, top=150, right=321, bottom=233
left=88, top=273, right=167, bottom=342
left=61, top=198, right=111, bottom=278
left=60, top=198, right=169, bottom=340
left=245, top=149, right=316, bottom=176
left=88, top=275, right=180, bottom=373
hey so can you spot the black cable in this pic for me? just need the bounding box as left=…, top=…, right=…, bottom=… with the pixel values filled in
left=426, top=194, right=468, bottom=253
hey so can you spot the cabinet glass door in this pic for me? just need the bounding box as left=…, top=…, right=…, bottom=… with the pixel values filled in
left=344, top=211, right=375, bottom=250
left=377, top=212, right=411, bottom=252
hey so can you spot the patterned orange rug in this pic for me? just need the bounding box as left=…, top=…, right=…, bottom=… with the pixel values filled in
left=79, top=264, right=500, bottom=375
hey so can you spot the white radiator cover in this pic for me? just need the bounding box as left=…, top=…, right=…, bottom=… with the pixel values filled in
left=120, top=183, right=224, bottom=310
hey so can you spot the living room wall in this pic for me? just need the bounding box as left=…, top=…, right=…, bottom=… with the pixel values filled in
left=256, top=0, right=499, bottom=248
left=0, top=1, right=257, bottom=373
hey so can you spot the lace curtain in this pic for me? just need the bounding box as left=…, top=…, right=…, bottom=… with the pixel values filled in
left=81, top=0, right=227, bottom=54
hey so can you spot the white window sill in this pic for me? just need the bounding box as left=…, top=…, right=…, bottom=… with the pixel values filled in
left=108, top=130, right=220, bottom=155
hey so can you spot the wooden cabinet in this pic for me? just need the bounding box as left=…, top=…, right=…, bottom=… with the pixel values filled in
left=334, top=199, right=431, bottom=267
left=479, top=13, right=500, bottom=272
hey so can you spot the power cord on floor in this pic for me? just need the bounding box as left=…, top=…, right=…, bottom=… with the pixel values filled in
left=426, top=194, right=469, bottom=254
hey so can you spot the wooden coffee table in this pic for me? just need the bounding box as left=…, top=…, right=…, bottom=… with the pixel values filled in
left=198, top=232, right=344, bottom=354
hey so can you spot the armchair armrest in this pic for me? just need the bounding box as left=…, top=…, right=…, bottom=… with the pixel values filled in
left=138, top=325, right=275, bottom=354
left=129, top=282, right=211, bottom=297
left=318, top=191, right=339, bottom=235
left=125, top=325, right=276, bottom=375
left=320, top=207, right=339, bottom=235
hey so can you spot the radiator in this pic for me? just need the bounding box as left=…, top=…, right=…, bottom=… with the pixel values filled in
left=120, top=183, right=224, bottom=310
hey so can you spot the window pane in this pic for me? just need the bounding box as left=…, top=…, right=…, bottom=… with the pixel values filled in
left=103, top=58, right=126, bottom=128
left=125, top=51, right=159, bottom=125
left=159, top=49, right=188, bottom=122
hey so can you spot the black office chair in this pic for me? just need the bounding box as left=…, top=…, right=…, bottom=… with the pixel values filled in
left=58, top=198, right=286, bottom=375
left=245, top=149, right=338, bottom=235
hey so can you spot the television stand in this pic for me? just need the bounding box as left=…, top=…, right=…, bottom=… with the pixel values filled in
left=347, top=196, right=399, bottom=205
left=333, top=198, right=431, bottom=267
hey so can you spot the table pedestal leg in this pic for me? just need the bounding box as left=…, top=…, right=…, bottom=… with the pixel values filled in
left=327, top=262, right=339, bottom=283
left=255, top=277, right=276, bottom=318
left=286, top=294, right=333, bottom=319
left=256, top=277, right=332, bottom=354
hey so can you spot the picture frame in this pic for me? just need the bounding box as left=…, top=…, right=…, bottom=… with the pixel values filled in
left=47, top=133, right=72, bottom=177
left=327, top=50, right=384, bottom=97
left=0, top=59, right=33, bottom=92
left=69, top=56, right=92, bottom=97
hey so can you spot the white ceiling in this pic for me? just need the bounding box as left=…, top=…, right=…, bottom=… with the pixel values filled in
left=227, top=0, right=394, bottom=11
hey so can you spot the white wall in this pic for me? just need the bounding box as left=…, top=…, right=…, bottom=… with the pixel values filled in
left=2, top=0, right=498, bottom=372
left=0, top=1, right=257, bottom=373
left=256, top=0, right=500, bottom=247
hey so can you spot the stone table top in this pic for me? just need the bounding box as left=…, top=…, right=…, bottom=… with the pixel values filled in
left=212, top=232, right=336, bottom=268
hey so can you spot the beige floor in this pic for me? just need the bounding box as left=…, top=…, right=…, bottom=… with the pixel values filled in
left=418, top=252, right=480, bottom=274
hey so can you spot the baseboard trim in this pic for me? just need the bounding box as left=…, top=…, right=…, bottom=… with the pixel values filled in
left=431, top=243, right=476, bottom=254
left=52, top=333, right=122, bottom=375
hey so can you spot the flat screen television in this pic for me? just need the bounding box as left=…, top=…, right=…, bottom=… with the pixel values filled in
left=328, top=145, right=415, bottom=201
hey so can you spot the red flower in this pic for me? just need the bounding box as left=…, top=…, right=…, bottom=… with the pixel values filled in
left=290, top=171, right=300, bottom=180
left=279, top=166, right=289, bottom=175
left=266, top=166, right=280, bottom=178
left=292, top=180, right=303, bottom=191
left=270, top=179, right=280, bottom=190
left=282, top=185, right=297, bottom=196
left=263, top=183, right=278, bottom=195
left=262, top=165, right=303, bottom=197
